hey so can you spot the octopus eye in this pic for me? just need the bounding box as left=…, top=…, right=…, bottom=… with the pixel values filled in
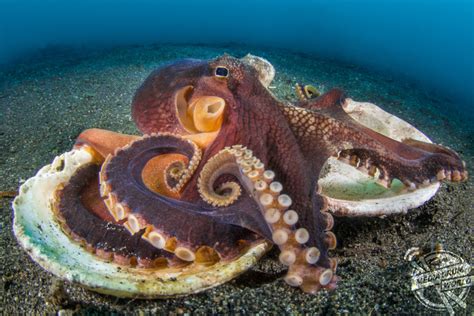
left=214, top=66, right=229, bottom=78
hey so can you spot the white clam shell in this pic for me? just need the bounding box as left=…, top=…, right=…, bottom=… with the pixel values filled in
left=319, top=98, right=440, bottom=217
left=12, top=148, right=270, bottom=298
left=240, top=54, right=275, bottom=88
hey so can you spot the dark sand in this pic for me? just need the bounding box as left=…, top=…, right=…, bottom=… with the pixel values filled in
left=1, top=45, right=472, bottom=315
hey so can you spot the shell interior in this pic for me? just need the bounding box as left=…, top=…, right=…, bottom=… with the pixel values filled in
left=319, top=99, right=440, bottom=216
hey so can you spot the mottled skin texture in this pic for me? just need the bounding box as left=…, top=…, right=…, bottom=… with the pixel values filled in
left=69, top=55, right=467, bottom=293
left=287, top=88, right=465, bottom=186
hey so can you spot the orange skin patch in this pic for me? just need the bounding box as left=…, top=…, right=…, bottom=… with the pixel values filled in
left=75, top=128, right=140, bottom=161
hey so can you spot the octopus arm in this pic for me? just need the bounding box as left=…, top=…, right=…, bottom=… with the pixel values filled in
left=193, top=146, right=338, bottom=293
left=288, top=90, right=468, bottom=188
left=326, top=117, right=466, bottom=187
left=53, top=163, right=176, bottom=267
left=190, top=197, right=273, bottom=242
left=75, top=128, right=140, bottom=161
left=100, top=134, right=260, bottom=261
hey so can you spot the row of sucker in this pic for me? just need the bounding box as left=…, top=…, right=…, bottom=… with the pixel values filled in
left=99, top=133, right=213, bottom=264
left=281, top=103, right=467, bottom=191
left=197, top=145, right=337, bottom=292
left=52, top=163, right=175, bottom=269
left=335, top=149, right=468, bottom=190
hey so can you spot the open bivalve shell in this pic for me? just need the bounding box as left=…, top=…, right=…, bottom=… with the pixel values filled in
left=318, top=98, right=440, bottom=217
left=12, top=148, right=270, bottom=298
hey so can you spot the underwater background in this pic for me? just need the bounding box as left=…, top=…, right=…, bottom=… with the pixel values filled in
left=1, top=0, right=473, bottom=314
left=1, top=0, right=473, bottom=117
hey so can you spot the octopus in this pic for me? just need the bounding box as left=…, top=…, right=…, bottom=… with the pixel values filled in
left=13, top=54, right=468, bottom=296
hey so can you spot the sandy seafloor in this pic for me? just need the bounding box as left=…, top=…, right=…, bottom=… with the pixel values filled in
left=1, top=44, right=473, bottom=315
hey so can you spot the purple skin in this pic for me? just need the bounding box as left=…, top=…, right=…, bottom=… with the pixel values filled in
left=67, top=55, right=467, bottom=293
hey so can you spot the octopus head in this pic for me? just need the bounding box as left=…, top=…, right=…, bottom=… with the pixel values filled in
left=131, top=55, right=271, bottom=145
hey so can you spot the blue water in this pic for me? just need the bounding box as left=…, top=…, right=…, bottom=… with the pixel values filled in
left=0, top=0, right=473, bottom=117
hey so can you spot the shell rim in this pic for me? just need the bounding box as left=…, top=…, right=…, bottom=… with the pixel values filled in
left=12, top=148, right=271, bottom=298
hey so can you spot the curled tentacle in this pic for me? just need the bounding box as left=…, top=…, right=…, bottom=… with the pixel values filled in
left=197, top=145, right=337, bottom=292
left=166, top=160, right=186, bottom=181
left=197, top=149, right=243, bottom=207
left=99, top=134, right=258, bottom=263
